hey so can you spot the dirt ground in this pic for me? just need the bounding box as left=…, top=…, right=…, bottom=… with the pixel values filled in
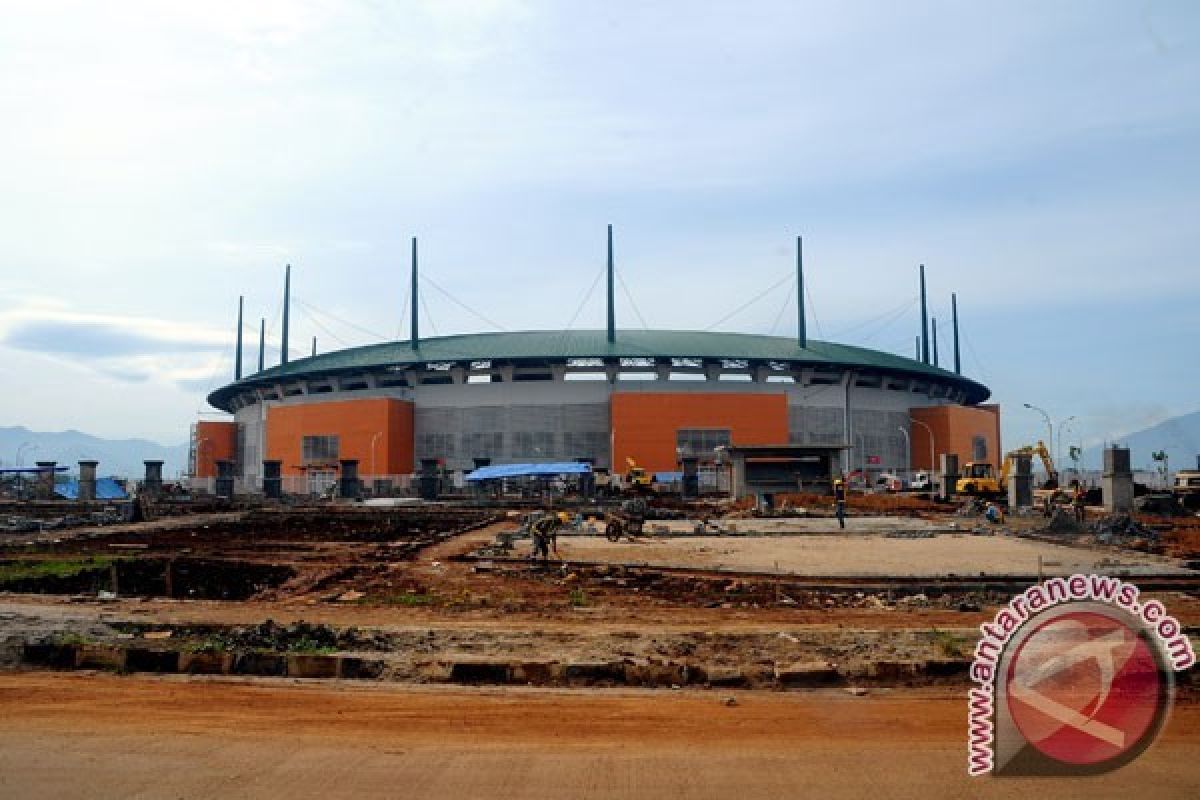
left=3, top=505, right=1199, bottom=797
left=0, top=672, right=1196, bottom=799
left=557, top=531, right=1191, bottom=576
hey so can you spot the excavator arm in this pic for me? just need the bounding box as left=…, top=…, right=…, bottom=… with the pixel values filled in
left=1032, top=440, right=1059, bottom=488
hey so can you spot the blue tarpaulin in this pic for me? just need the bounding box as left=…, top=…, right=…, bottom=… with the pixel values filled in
left=0, top=466, right=69, bottom=474
left=54, top=478, right=129, bottom=501
left=464, top=462, right=592, bottom=481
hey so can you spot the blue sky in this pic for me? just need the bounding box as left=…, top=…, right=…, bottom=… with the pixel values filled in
left=0, top=0, right=1196, bottom=453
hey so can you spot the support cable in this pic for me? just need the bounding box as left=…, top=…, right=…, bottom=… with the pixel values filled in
left=565, top=266, right=605, bottom=330
left=421, top=274, right=508, bottom=331
left=705, top=271, right=793, bottom=331
left=420, top=291, right=439, bottom=337
left=768, top=278, right=795, bottom=336
left=293, top=297, right=390, bottom=341
left=616, top=269, right=649, bottom=330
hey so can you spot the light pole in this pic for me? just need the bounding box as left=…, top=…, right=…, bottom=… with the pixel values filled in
left=910, top=417, right=935, bottom=476
left=1023, top=402, right=1053, bottom=450
left=897, top=426, right=910, bottom=484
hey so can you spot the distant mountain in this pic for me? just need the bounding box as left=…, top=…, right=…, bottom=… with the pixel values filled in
left=0, top=426, right=188, bottom=479
left=1087, top=411, right=1200, bottom=472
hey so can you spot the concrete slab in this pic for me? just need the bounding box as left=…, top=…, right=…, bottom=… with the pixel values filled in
left=556, top=533, right=1192, bottom=577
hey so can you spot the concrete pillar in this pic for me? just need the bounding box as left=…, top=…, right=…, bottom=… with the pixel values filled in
left=1103, top=446, right=1133, bottom=513
left=78, top=460, right=99, bottom=502
left=143, top=460, right=164, bottom=496
left=419, top=459, right=440, bottom=501
left=214, top=460, right=234, bottom=498
left=680, top=455, right=699, bottom=499
left=36, top=461, right=56, bottom=498
left=1007, top=452, right=1033, bottom=509
left=940, top=453, right=959, bottom=501
left=262, top=460, right=282, bottom=499
left=339, top=459, right=361, bottom=499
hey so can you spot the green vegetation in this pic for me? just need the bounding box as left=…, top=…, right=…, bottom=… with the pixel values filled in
left=0, top=557, right=116, bottom=584
left=378, top=591, right=437, bottom=607
left=931, top=628, right=969, bottom=659
left=285, top=640, right=338, bottom=655
left=52, top=632, right=92, bottom=646
left=182, top=636, right=228, bottom=654
left=568, top=589, right=590, bottom=607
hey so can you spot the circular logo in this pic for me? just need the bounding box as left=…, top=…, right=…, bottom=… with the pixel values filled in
left=1005, top=609, right=1170, bottom=769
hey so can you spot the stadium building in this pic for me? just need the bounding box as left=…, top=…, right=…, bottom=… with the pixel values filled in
left=193, top=233, right=998, bottom=495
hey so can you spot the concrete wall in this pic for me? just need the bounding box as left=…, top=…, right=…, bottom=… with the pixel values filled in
left=909, top=404, right=1002, bottom=471
left=193, top=421, right=237, bottom=479
left=265, top=398, right=413, bottom=476
left=611, top=392, right=789, bottom=473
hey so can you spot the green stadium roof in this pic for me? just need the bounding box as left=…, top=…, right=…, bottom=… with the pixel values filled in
left=208, top=329, right=990, bottom=410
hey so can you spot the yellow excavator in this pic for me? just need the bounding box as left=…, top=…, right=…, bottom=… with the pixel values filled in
left=957, top=441, right=1059, bottom=497
left=624, top=457, right=654, bottom=493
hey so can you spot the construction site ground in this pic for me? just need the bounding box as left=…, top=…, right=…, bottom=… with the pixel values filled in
left=2, top=503, right=1199, bottom=796
left=554, top=528, right=1189, bottom=576
left=1, top=673, right=1198, bottom=799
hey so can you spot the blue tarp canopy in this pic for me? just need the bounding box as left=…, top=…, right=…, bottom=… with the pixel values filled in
left=0, top=466, right=69, bottom=474
left=54, top=478, right=129, bottom=501
left=653, top=471, right=683, bottom=483
left=465, top=462, right=592, bottom=481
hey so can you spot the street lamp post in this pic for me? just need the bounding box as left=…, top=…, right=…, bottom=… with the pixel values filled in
left=910, top=417, right=936, bottom=479
left=897, top=426, right=911, bottom=485
left=1023, top=402, right=1053, bottom=451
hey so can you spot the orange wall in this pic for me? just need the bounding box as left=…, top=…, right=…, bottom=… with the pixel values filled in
left=265, top=398, right=414, bottom=476
left=194, top=421, right=237, bottom=478
left=611, top=392, right=788, bottom=473
left=909, top=404, right=1001, bottom=470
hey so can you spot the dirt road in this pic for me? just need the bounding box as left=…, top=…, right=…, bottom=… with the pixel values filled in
left=0, top=673, right=1195, bottom=799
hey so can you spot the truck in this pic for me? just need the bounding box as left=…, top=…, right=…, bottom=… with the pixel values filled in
left=957, top=440, right=1060, bottom=497
left=1173, top=456, right=1200, bottom=511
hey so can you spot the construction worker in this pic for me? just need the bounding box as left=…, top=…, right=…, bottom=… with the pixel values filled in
left=1072, top=482, right=1087, bottom=524
left=833, top=479, right=846, bottom=529
left=529, top=514, right=561, bottom=563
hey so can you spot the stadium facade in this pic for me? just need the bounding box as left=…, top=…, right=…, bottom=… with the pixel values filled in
left=193, top=236, right=999, bottom=494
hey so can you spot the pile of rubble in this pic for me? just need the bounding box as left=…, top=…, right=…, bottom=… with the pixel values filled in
left=1088, top=514, right=1158, bottom=545
left=1, top=508, right=126, bottom=533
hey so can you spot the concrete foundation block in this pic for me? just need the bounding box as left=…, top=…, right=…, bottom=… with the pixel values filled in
left=232, top=652, right=286, bottom=676
left=774, top=660, right=840, bottom=687
left=704, top=666, right=747, bottom=687
left=179, top=651, right=233, bottom=675
left=76, top=644, right=127, bottom=671
left=286, top=654, right=340, bottom=679
left=338, top=657, right=387, bottom=680
left=623, top=660, right=685, bottom=687
left=558, top=661, right=624, bottom=684
left=510, top=661, right=556, bottom=684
